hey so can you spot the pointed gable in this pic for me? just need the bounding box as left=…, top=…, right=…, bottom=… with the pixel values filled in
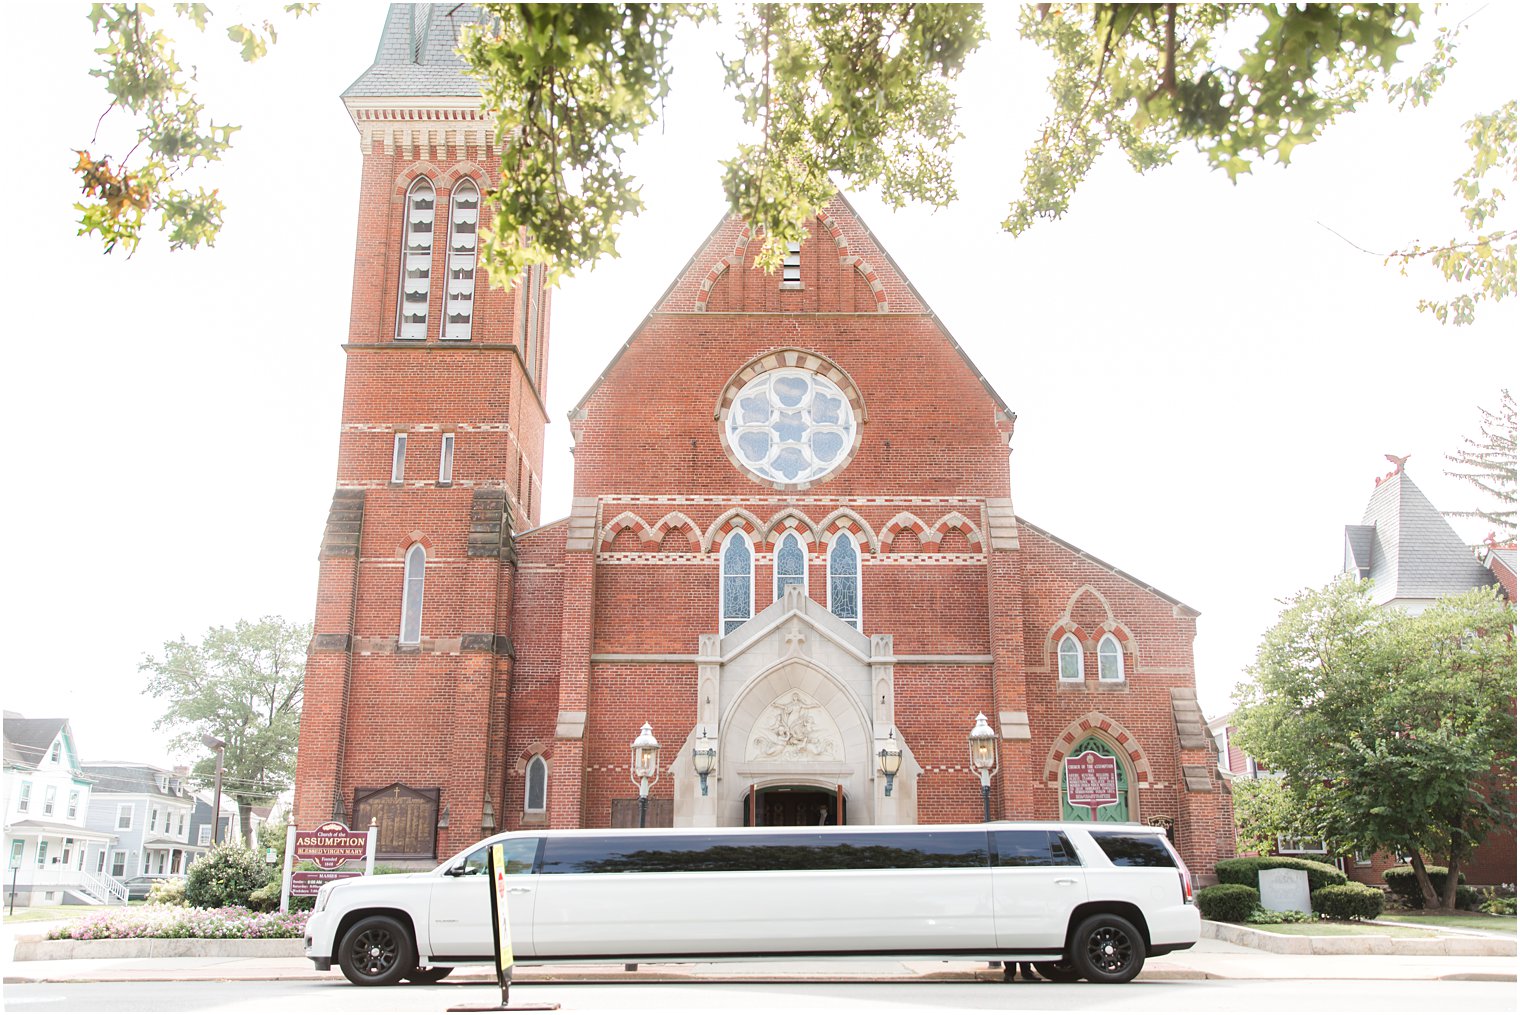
left=1354, top=470, right=1495, bottom=605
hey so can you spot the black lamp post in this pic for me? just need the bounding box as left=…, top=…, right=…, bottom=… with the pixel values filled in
left=201, top=734, right=227, bottom=844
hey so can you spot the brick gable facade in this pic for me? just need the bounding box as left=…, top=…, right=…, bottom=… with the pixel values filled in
left=294, top=10, right=1235, bottom=877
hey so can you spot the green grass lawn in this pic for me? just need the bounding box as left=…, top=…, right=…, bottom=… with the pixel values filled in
left=1251, top=921, right=1436, bottom=938
left=1377, top=912, right=1517, bottom=935
left=3, top=901, right=144, bottom=924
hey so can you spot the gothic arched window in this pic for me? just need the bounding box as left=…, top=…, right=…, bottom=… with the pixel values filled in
left=442, top=179, right=479, bottom=340
left=1098, top=634, right=1125, bottom=682
left=828, top=532, right=860, bottom=630
left=1058, top=634, right=1084, bottom=682
left=524, top=756, right=547, bottom=813
left=400, top=544, right=426, bottom=644
left=774, top=531, right=806, bottom=601
left=397, top=178, right=435, bottom=340
left=720, top=531, right=753, bottom=635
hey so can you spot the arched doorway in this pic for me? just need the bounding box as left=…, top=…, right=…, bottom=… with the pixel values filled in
left=1060, top=734, right=1132, bottom=822
left=743, top=784, right=846, bottom=826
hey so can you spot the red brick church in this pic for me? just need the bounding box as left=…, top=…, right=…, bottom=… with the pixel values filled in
left=293, top=4, right=1235, bottom=874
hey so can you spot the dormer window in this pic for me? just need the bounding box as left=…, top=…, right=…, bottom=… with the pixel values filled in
left=50, top=740, right=61, bottom=763
left=442, top=179, right=479, bottom=340
left=397, top=178, right=435, bottom=340
left=781, top=241, right=801, bottom=288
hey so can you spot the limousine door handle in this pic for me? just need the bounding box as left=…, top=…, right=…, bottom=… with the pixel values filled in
left=507, top=887, right=532, bottom=894
left=1055, top=878, right=1079, bottom=886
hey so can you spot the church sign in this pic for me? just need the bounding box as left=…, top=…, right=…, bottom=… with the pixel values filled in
left=292, top=821, right=368, bottom=870
left=353, top=783, right=440, bottom=859
left=289, top=869, right=358, bottom=897
left=1064, top=750, right=1120, bottom=819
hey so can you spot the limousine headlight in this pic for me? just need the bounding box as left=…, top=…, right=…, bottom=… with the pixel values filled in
left=313, top=884, right=332, bottom=914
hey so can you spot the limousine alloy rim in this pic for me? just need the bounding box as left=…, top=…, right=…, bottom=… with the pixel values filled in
left=1082, top=921, right=1136, bottom=976
left=350, top=924, right=401, bottom=977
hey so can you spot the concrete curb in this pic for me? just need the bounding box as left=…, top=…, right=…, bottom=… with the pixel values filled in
left=1202, top=920, right=1517, bottom=956
left=14, top=938, right=303, bottom=961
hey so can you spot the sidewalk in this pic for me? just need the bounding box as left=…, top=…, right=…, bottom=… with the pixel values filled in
left=4, top=937, right=1515, bottom=985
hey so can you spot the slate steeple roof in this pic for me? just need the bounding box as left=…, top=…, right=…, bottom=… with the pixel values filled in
left=342, top=4, right=487, bottom=99
left=1344, top=469, right=1495, bottom=605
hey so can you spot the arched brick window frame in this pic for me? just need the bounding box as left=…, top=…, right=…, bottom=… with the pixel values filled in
left=773, top=529, right=809, bottom=602
left=880, top=512, right=929, bottom=552
left=719, top=529, right=755, bottom=635
left=694, top=224, right=752, bottom=311
left=648, top=512, right=702, bottom=553
left=514, top=742, right=553, bottom=818
left=817, top=507, right=878, bottom=555
left=815, top=211, right=889, bottom=312
left=702, top=508, right=764, bottom=553
left=399, top=542, right=427, bottom=645
left=599, top=511, right=652, bottom=552
left=926, top=511, right=985, bottom=553
left=1043, top=712, right=1153, bottom=790
left=760, top=508, right=820, bottom=552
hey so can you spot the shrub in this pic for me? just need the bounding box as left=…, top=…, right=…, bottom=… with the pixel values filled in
left=1197, top=883, right=1260, bottom=922
left=1479, top=895, right=1517, bottom=916
left=1312, top=883, right=1385, bottom=921
left=1215, top=856, right=1347, bottom=892
left=145, top=879, right=187, bottom=907
left=185, top=842, right=272, bottom=910
left=1382, top=865, right=1467, bottom=908
left=48, top=904, right=307, bottom=940
left=1246, top=908, right=1315, bottom=924
left=1456, top=885, right=1481, bottom=911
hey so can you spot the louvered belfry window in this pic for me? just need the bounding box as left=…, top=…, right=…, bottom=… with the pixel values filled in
left=397, top=179, right=435, bottom=339
left=443, top=179, right=479, bottom=339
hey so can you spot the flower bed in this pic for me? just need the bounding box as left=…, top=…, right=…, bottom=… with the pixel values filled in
left=48, top=904, right=308, bottom=941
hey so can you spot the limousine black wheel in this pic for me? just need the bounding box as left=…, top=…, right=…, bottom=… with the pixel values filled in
left=1070, top=914, right=1143, bottom=984
left=1033, top=961, right=1082, bottom=983
left=403, top=966, right=453, bottom=984
left=338, top=915, right=415, bottom=987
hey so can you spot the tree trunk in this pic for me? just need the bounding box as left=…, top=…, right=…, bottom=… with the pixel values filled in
left=1440, top=829, right=1464, bottom=911
left=1408, top=850, right=1440, bottom=909
left=238, top=799, right=256, bottom=848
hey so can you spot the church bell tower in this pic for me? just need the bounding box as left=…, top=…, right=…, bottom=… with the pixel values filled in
left=293, top=4, right=548, bottom=861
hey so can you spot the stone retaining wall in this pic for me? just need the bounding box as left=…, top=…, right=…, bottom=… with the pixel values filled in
left=1202, top=920, right=1516, bottom=956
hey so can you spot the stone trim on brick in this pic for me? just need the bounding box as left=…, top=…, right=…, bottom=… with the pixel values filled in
left=816, top=211, right=889, bottom=312
left=319, top=489, right=365, bottom=559
left=1043, top=712, right=1154, bottom=787
left=1171, top=686, right=1212, bottom=751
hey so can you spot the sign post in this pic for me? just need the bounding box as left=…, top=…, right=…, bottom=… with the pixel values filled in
left=446, top=844, right=557, bottom=1012
left=1064, top=750, right=1120, bottom=820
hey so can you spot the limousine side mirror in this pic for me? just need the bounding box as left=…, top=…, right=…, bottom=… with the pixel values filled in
left=444, top=864, right=468, bottom=877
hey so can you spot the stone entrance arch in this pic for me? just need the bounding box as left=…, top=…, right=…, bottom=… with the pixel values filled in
left=670, top=585, right=920, bottom=826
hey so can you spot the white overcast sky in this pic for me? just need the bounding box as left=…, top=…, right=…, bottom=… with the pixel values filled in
left=3, top=4, right=1514, bottom=773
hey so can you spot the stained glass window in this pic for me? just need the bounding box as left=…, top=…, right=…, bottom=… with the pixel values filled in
left=775, top=531, right=806, bottom=600
left=720, top=532, right=753, bottom=635
left=828, top=532, right=860, bottom=629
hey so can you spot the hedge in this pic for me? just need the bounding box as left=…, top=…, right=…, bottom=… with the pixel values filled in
left=1197, top=883, right=1260, bottom=922
left=1215, top=856, right=1348, bottom=892
left=1312, top=883, right=1385, bottom=921
left=185, top=842, right=272, bottom=910
left=1382, top=865, right=1467, bottom=908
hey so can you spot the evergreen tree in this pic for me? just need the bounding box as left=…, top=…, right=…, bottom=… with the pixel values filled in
left=1445, top=389, right=1517, bottom=542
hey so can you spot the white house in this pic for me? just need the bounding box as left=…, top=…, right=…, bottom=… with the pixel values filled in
left=3, top=713, right=123, bottom=905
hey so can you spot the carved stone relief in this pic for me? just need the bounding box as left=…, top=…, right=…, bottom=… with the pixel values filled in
left=745, top=689, right=843, bottom=762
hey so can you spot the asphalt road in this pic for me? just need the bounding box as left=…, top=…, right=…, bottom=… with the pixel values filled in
left=4, top=978, right=1517, bottom=1013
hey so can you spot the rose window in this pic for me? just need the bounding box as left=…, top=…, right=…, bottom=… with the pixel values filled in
left=723, top=368, right=857, bottom=485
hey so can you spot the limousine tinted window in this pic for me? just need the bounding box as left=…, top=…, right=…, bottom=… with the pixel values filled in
left=457, top=836, right=539, bottom=876
left=994, top=829, right=1080, bottom=867
left=1087, top=831, right=1176, bottom=867
left=540, top=830, right=989, bottom=875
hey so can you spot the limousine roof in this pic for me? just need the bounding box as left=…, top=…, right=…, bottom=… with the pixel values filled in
left=479, top=821, right=1170, bottom=840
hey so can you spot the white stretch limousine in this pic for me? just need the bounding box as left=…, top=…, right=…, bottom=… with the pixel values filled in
left=305, top=822, right=1197, bottom=986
